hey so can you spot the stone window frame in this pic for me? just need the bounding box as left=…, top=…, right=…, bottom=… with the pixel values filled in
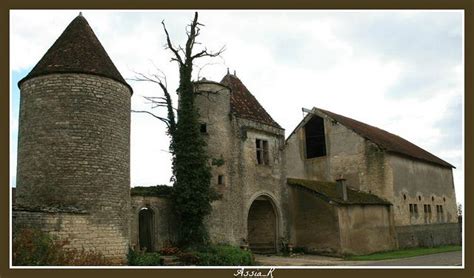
left=256, top=138, right=269, bottom=165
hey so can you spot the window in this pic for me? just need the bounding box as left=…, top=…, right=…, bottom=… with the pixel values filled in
left=256, top=139, right=269, bottom=165
left=217, top=175, right=224, bottom=185
left=403, top=194, right=407, bottom=200
left=200, top=123, right=207, bottom=134
left=304, top=116, right=326, bottom=158
left=424, top=204, right=432, bottom=223
left=436, top=205, right=444, bottom=222
left=409, top=204, right=418, bottom=218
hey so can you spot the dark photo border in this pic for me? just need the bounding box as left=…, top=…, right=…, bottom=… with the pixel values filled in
left=1, top=1, right=472, bottom=278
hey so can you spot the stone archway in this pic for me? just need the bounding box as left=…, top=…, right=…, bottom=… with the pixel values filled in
left=247, top=195, right=277, bottom=254
left=138, top=207, right=155, bottom=252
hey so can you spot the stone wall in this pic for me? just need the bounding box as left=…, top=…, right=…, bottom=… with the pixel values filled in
left=194, top=81, right=290, bottom=249
left=130, top=195, right=176, bottom=251
left=16, top=73, right=131, bottom=262
left=285, top=111, right=390, bottom=198
left=396, top=223, right=461, bottom=248
left=387, top=154, right=457, bottom=226
left=13, top=209, right=128, bottom=264
left=338, top=205, right=397, bottom=255
left=288, top=185, right=341, bottom=254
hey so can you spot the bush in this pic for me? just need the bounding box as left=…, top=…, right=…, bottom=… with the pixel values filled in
left=179, top=244, right=254, bottom=266
left=13, top=228, right=111, bottom=266
left=127, top=248, right=161, bottom=266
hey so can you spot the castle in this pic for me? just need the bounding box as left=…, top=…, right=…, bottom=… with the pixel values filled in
left=12, top=14, right=461, bottom=264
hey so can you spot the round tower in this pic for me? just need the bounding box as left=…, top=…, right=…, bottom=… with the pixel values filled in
left=15, top=14, right=132, bottom=263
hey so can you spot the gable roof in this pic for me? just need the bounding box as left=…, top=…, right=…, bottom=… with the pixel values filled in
left=220, top=74, right=282, bottom=129
left=314, top=107, right=454, bottom=168
left=288, top=178, right=392, bottom=206
left=18, top=14, right=132, bottom=93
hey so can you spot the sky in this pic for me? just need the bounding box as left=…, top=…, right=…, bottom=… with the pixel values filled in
left=9, top=10, right=464, bottom=205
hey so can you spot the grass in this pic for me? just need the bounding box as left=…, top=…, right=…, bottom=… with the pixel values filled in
left=345, top=245, right=461, bottom=261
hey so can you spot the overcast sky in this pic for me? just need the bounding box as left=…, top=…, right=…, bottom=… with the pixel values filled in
left=10, top=10, right=464, bottom=204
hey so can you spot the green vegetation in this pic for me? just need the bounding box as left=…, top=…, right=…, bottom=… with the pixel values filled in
left=131, top=185, right=173, bottom=197
left=345, top=245, right=462, bottom=261
left=127, top=249, right=161, bottom=266
left=178, top=244, right=254, bottom=266
left=13, top=228, right=111, bottom=266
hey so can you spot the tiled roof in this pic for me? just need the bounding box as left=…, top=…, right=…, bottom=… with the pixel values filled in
left=288, top=178, right=392, bottom=206
left=220, top=74, right=282, bottom=129
left=315, top=108, right=453, bottom=168
left=18, top=14, right=132, bottom=93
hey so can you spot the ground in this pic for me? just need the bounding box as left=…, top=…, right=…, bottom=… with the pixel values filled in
left=254, top=251, right=462, bottom=266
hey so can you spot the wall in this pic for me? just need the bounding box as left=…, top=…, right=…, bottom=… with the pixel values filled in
left=396, top=223, right=461, bottom=248
left=130, top=196, right=176, bottom=251
left=194, top=81, right=289, bottom=249
left=388, top=154, right=458, bottom=226
left=288, top=185, right=341, bottom=254
left=235, top=117, right=288, bottom=250
left=338, top=205, right=397, bottom=255
left=13, top=209, right=128, bottom=264
left=194, top=81, right=240, bottom=244
left=285, top=111, right=390, bottom=198
left=16, top=73, right=131, bottom=262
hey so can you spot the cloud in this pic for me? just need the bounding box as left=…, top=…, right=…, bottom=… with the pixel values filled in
left=9, top=10, right=464, bottom=204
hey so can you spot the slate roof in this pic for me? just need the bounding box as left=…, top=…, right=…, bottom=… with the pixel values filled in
left=220, top=74, right=282, bottom=129
left=314, top=108, right=454, bottom=168
left=287, top=178, right=392, bottom=206
left=18, top=14, right=132, bottom=93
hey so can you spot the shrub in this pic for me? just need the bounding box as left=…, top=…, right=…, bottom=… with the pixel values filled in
left=13, top=228, right=111, bottom=266
left=182, top=244, right=254, bottom=266
left=127, top=248, right=162, bottom=266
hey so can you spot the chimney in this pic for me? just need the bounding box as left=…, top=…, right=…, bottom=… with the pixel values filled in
left=336, top=176, right=348, bottom=201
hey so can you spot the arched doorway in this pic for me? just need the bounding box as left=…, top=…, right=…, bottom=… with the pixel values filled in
left=247, top=196, right=277, bottom=253
left=139, top=207, right=154, bottom=252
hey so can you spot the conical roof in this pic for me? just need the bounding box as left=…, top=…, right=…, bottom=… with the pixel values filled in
left=221, top=74, right=282, bottom=129
left=18, top=14, right=132, bottom=93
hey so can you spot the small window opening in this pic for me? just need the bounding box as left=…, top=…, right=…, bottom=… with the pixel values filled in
left=443, top=197, right=446, bottom=202
left=218, top=175, right=224, bottom=185
left=418, top=196, right=421, bottom=201
left=256, top=139, right=269, bottom=165
left=200, top=123, right=207, bottom=134
left=403, top=194, right=407, bottom=200
left=305, top=116, right=327, bottom=158
left=432, top=196, right=434, bottom=202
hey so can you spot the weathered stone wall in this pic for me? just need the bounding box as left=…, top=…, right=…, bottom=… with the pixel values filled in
left=395, top=223, right=461, bottom=248
left=285, top=111, right=390, bottom=198
left=338, top=205, right=397, bottom=255
left=234, top=117, right=288, bottom=250
left=288, top=185, right=341, bottom=254
left=13, top=210, right=128, bottom=264
left=194, top=81, right=289, bottom=250
left=194, top=81, right=238, bottom=244
left=16, top=73, right=131, bottom=262
left=130, top=195, right=176, bottom=251
left=388, top=154, right=458, bottom=226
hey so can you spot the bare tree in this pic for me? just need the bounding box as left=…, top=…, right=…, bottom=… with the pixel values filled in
left=132, top=12, right=224, bottom=247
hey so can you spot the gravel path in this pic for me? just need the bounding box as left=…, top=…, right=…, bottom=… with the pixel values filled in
left=255, top=251, right=462, bottom=267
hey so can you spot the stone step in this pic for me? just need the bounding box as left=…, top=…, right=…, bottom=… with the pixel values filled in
left=160, top=255, right=181, bottom=266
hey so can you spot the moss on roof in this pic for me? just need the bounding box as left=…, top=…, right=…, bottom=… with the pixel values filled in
left=287, top=178, right=391, bottom=206
left=131, top=185, right=173, bottom=197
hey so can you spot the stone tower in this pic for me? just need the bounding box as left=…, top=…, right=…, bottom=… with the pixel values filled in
left=14, top=14, right=132, bottom=263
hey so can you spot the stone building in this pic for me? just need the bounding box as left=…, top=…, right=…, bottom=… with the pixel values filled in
left=13, top=14, right=460, bottom=264
left=13, top=14, right=132, bottom=264
left=130, top=75, right=290, bottom=254
left=285, top=107, right=460, bottom=252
